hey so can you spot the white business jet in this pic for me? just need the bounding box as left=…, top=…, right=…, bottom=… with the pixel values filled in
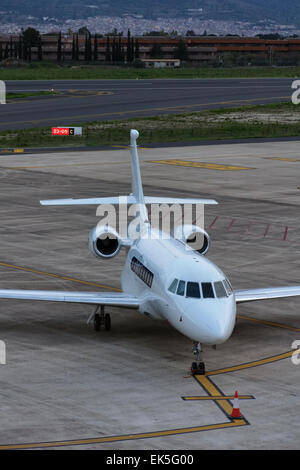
left=0, top=129, right=299, bottom=374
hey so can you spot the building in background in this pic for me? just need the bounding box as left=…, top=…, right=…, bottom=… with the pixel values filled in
left=0, top=34, right=299, bottom=66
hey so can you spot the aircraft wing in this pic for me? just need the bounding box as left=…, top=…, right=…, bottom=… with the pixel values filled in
left=0, top=289, right=140, bottom=309
left=235, top=286, right=300, bottom=304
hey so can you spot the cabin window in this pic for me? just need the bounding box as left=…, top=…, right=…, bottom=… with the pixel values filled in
left=202, top=282, right=215, bottom=298
left=168, top=278, right=179, bottom=293
left=214, top=281, right=227, bottom=298
left=186, top=282, right=201, bottom=298
left=177, top=280, right=186, bottom=296
left=130, top=256, right=153, bottom=288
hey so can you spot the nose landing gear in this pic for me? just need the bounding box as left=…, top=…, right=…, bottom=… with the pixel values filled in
left=191, top=341, right=205, bottom=375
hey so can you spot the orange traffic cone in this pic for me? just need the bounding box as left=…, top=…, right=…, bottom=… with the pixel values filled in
left=231, top=391, right=242, bottom=419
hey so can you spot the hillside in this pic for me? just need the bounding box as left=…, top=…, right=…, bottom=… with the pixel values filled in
left=0, top=0, right=300, bottom=26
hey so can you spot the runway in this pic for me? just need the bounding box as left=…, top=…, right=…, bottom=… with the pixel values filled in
left=0, top=139, right=299, bottom=449
left=1, top=78, right=293, bottom=131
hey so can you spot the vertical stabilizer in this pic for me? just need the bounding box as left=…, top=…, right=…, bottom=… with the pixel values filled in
left=130, top=129, right=149, bottom=225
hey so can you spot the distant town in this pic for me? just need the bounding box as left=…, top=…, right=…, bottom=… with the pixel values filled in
left=0, top=15, right=299, bottom=38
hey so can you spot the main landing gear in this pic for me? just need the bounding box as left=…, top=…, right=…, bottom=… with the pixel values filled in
left=88, top=305, right=111, bottom=332
left=191, top=341, right=205, bottom=375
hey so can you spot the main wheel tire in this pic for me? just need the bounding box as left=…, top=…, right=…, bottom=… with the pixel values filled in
left=94, top=313, right=101, bottom=331
left=104, top=313, right=111, bottom=331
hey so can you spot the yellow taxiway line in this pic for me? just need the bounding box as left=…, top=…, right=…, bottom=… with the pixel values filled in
left=208, top=349, right=300, bottom=377
left=0, top=420, right=246, bottom=450
left=266, top=157, right=300, bottom=162
left=237, top=314, right=300, bottom=332
left=183, top=395, right=254, bottom=400
left=149, top=159, right=253, bottom=171
left=0, top=261, right=122, bottom=292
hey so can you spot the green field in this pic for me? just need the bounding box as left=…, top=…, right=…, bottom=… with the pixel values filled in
left=7, top=91, right=58, bottom=100
left=0, top=63, right=300, bottom=80
left=0, top=102, right=299, bottom=149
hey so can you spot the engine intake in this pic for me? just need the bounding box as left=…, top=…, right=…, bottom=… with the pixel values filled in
left=89, top=225, right=121, bottom=259
left=175, top=224, right=210, bottom=255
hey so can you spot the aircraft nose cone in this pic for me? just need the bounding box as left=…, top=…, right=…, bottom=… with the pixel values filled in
left=184, top=299, right=236, bottom=344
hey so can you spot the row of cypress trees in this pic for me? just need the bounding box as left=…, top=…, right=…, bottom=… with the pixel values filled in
left=71, top=30, right=140, bottom=63
left=0, top=29, right=140, bottom=63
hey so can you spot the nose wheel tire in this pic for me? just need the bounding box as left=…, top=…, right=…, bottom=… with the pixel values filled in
left=191, top=361, right=205, bottom=375
left=191, top=341, right=205, bottom=375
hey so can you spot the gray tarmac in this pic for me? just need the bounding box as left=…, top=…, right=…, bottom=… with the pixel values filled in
left=1, top=78, right=294, bottom=130
left=0, top=139, right=298, bottom=449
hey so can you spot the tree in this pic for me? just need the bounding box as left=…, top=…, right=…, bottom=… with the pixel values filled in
left=134, top=38, right=139, bottom=60
left=72, top=34, right=76, bottom=60
left=105, top=28, right=122, bottom=37
left=105, top=36, right=111, bottom=62
left=37, top=36, right=43, bottom=61
left=117, top=35, right=123, bottom=62
left=17, top=36, right=23, bottom=60
left=126, top=29, right=132, bottom=63
left=78, top=26, right=90, bottom=35
left=57, top=31, right=62, bottom=63
left=186, top=30, right=196, bottom=36
left=21, top=27, right=41, bottom=47
left=174, top=39, right=188, bottom=61
left=9, top=37, right=13, bottom=58
left=4, top=43, right=9, bottom=59
left=21, top=27, right=40, bottom=62
left=149, top=43, right=163, bottom=59
left=93, top=34, right=98, bottom=61
left=75, top=33, right=79, bottom=61
left=85, top=33, right=92, bottom=61
left=112, top=36, right=116, bottom=62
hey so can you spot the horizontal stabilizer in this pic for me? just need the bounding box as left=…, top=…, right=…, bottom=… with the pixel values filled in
left=40, top=196, right=136, bottom=206
left=40, top=196, right=217, bottom=206
left=144, top=197, right=218, bottom=205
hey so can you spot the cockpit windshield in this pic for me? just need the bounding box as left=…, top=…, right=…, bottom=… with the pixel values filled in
left=177, top=280, right=186, bottom=296
left=214, top=281, right=227, bottom=298
left=202, top=283, right=214, bottom=298
left=186, top=282, right=201, bottom=298
left=168, top=278, right=233, bottom=299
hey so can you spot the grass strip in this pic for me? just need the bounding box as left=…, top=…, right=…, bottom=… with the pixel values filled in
left=6, top=91, right=58, bottom=100
left=0, top=102, right=299, bottom=148
left=1, top=63, right=300, bottom=80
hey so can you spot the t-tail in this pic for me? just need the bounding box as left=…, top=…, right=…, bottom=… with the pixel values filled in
left=40, top=128, right=218, bottom=214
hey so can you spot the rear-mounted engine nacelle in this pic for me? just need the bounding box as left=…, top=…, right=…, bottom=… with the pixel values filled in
left=175, top=224, right=210, bottom=255
left=89, top=225, right=121, bottom=259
